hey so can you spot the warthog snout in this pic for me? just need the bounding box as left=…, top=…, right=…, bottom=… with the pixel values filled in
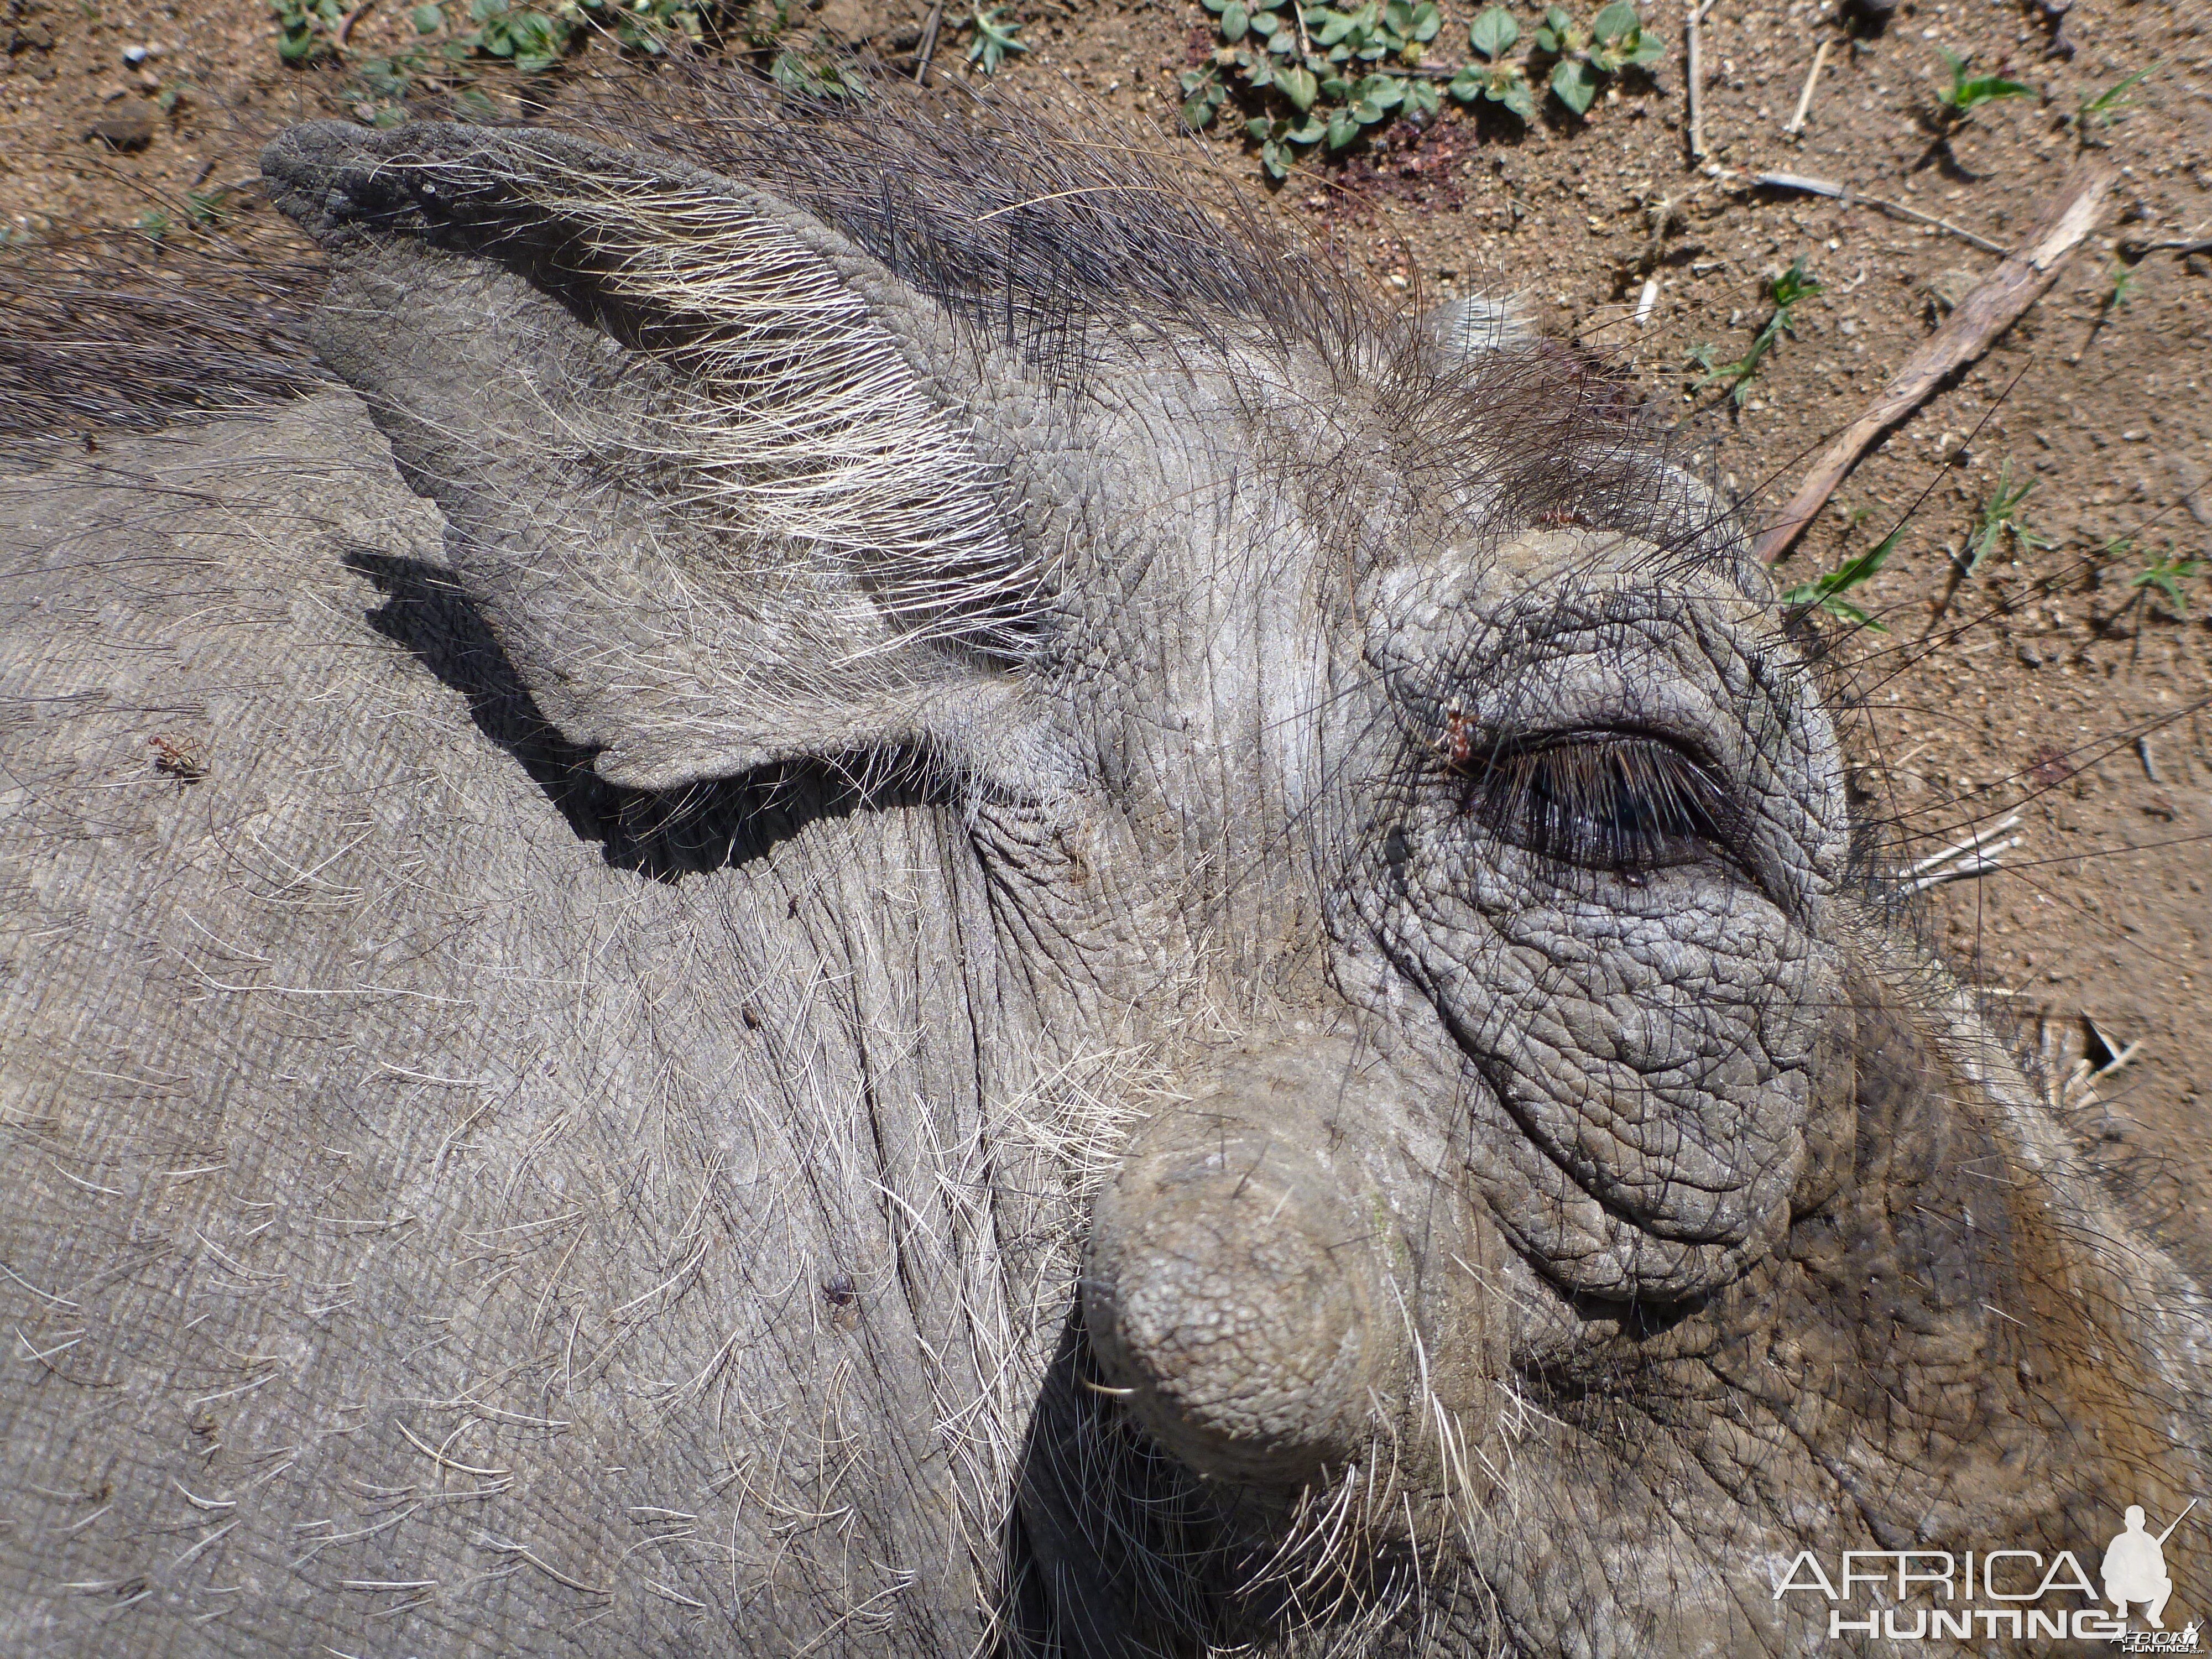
left=1084, top=1042, right=1481, bottom=1489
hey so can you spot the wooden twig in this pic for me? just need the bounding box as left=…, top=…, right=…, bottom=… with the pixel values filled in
left=914, top=0, right=947, bottom=84
left=1753, top=171, right=2009, bottom=256
left=2117, top=233, right=2212, bottom=258
left=1687, top=0, right=1717, bottom=161
left=1753, top=156, right=2115, bottom=567
left=1783, top=38, right=1829, bottom=135
left=336, top=0, right=376, bottom=48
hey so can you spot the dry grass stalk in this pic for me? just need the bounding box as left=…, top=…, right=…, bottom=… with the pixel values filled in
left=1784, top=38, right=1830, bottom=136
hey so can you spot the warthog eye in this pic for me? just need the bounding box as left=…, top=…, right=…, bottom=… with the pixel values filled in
left=1462, top=734, right=1733, bottom=874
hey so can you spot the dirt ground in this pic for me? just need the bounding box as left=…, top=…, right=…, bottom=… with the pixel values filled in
left=4, top=0, right=2207, bottom=1222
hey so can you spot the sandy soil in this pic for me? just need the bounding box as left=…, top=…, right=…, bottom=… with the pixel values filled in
left=3, top=0, right=2206, bottom=1227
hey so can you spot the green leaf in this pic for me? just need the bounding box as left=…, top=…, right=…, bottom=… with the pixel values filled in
left=1404, top=76, right=1439, bottom=115
left=1261, top=140, right=1291, bottom=179
left=1544, top=6, right=1572, bottom=38
left=1249, top=9, right=1278, bottom=33
left=1770, top=258, right=1820, bottom=310
left=1246, top=114, right=1274, bottom=140
left=1936, top=46, right=2033, bottom=113
left=1410, top=2, right=1441, bottom=42
left=1780, top=527, right=1900, bottom=629
left=1314, top=9, right=1358, bottom=45
left=1954, top=73, right=2033, bottom=109
left=1469, top=5, right=1516, bottom=59
left=1326, top=108, right=1361, bottom=147
left=1629, top=34, right=1665, bottom=65
left=1551, top=58, right=1598, bottom=114
left=2128, top=556, right=2203, bottom=615
left=1222, top=2, right=1249, bottom=40
left=1448, top=64, right=1484, bottom=101
left=410, top=2, right=445, bottom=30
left=967, top=6, right=1027, bottom=73
left=2081, top=60, right=2157, bottom=118
left=1279, top=61, right=1319, bottom=108
left=1286, top=114, right=1327, bottom=142
left=1829, top=526, right=1900, bottom=592
left=1592, top=1, right=1638, bottom=43
left=1500, top=74, right=1536, bottom=120
left=1184, top=96, right=1219, bottom=127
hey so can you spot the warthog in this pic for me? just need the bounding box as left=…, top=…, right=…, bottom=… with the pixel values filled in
left=1, top=80, right=2204, bottom=1657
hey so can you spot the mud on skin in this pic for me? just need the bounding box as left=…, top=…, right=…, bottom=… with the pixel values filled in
left=0, top=74, right=2204, bottom=1659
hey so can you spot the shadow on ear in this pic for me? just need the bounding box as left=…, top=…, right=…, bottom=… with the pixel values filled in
left=341, top=548, right=926, bottom=881
left=265, top=119, right=1069, bottom=798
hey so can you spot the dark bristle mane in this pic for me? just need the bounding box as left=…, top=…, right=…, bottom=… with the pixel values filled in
left=0, top=239, right=326, bottom=447
left=584, top=66, right=1377, bottom=382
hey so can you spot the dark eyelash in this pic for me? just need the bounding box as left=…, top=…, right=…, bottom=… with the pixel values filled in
left=1458, top=735, right=1733, bottom=874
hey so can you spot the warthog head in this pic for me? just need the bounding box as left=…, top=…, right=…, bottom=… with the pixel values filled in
left=3, top=75, right=2197, bottom=1658
left=254, top=84, right=2205, bottom=1652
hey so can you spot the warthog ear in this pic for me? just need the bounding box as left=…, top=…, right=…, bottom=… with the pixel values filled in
left=263, top=121, right=1053, bottom=795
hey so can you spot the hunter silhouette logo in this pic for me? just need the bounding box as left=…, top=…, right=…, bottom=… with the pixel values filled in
left=1774, top=1498, right=2202, bottom=1646
left=2104, top=1503, right=2191, bottom=1628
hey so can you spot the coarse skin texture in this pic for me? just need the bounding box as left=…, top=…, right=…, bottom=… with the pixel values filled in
left=0, top=76, right=2206, bottom=1657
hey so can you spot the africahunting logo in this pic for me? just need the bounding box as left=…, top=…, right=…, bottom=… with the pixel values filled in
left=1772, top=1500, right=2201, bottom=1648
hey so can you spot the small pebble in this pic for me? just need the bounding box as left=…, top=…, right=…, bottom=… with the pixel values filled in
left=87, top=109, right=156, bottom=150
left=122, top=44, right=148, bottom=66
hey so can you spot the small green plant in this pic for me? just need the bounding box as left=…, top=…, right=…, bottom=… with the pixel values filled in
left=1962, top=461, right=2049, bottom=575
left=182, top=187, right=232, bottom=228
left=134, top=208, right=173, bottom=245
left=1185, top=0, right=1443, bottom=172
left=2104, top=262, right=2138, bottom=311
left=284, top=2, right=851, bottom=111
left=1533, top=1, right=1661, bottom=117
left=738, top=0, right=855, bottom=93
left=2130, top=551, right=2206, bottom=617
left=966, top=6, right=1025, bottom=74
left=271, top=0, right=345, bottom=64
left=1933, top=48, right=2032, bottom=122
left=461, top=0, right=576, bottom=72
left=1187, top=0, right=1662, bottom=176
left=1689, top=259, right=1820, bottom=406
left=2072, top=61, right=2157, bottom=144
left=1449, top=6, right=1535, bottom=122
left=1244, top=112, right=1329, bottom=179
left=1780, top=526, right=1900, bottom=630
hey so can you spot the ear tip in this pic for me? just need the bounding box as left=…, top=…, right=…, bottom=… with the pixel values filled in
left=262, top=121, right=487, bottom=244
left=262, top=121, right=397, bottom=243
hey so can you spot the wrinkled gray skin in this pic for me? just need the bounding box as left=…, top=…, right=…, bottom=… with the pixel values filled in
left=1, top=102, right=2205, bottom=1658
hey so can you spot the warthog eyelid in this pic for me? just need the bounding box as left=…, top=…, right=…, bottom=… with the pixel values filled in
left=1456, top=731, right=1742, bottom=879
